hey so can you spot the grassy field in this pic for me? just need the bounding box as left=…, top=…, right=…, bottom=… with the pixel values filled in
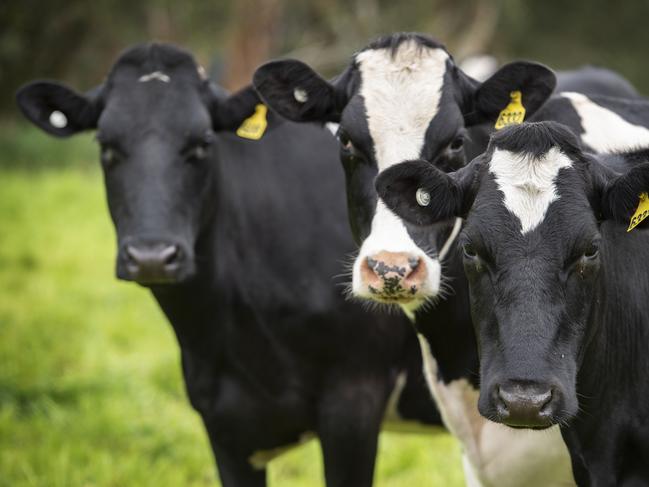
left=0, top=122, right=464, bottom=486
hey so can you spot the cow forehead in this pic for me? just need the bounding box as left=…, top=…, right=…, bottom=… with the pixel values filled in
left=356, top=42, right=449, bottom=171
left=488, top=147, right=573, bottom=234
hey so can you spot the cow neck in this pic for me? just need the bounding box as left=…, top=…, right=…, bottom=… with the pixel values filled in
left=414, top=250, right=479, bottom=387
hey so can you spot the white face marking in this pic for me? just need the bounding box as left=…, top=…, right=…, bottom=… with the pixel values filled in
left=562, top=91, right=649, bottom=152
left=293, top=87, right=308, bottom=103
left=325, top=122, right=339, bottom=137
left=49, top=110, right=67, bottom=128
left=138, top=71, right=170, bottom=83
left=352, top=42, right=449, bottom=307
left=490, top=147, right=573, bottom=233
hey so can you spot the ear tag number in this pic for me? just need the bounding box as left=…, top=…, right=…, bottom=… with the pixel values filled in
left=627, top=192, right=649, bottom=232
left=236, top=104, right=268, bottom=140
left=494, top=90, right=526, bottom=130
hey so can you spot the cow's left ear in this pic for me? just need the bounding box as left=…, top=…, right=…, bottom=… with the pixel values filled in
left=375, top=158, right=482, bottom=226
left=596, top=160, right=649, bottom=223
left=16, top=81, right=104, bottom=137
left=463, top=61, right=557, bottom=126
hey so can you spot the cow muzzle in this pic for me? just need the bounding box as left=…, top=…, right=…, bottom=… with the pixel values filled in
left=488, top=381, right=563, bottom=430
left=358, top=250, right=428, bottom=302
left=117, top=238, right=194, bottom=285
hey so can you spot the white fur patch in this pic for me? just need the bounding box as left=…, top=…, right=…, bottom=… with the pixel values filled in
left=325, top=122, right=339, bottom=137
left=356, top=42, right=448, bottom=171
left=562, top=91, right=649, bottom=152
left=490, top=147, right=573, bottom=233
left=417, top=335, right=573, bottom=487
left=352, top=42, right=449, bottom=305
left=138, top=71, right=170, bottom=83
left=352, top=200, right=441, bottom=303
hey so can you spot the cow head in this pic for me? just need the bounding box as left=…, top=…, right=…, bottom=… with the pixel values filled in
left=254, top=33, right=556, bottom=314
left=377, top=121, right=649, bottom=428
left=17, top=43, right=259, bottom=286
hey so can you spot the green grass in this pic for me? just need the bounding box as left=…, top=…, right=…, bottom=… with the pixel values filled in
left=0, top=123, right=464, bottom=486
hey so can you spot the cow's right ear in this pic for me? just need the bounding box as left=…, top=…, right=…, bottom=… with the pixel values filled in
left=16, top=81, right=104, bottom=137
left=376, top=159, right=481, bottom=226
left=253, top=59, right=345, bottom=122
left=462, top=61, right=557, bottom=126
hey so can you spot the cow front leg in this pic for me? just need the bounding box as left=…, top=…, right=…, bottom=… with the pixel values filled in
left=209, top=437, right=267, bottom=487
left=317, top=377, right=388, bottom=487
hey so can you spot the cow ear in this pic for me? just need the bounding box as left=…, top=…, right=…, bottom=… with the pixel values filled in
left=465, top=61, right=557, bottom=126
left=253, top=59, right=344, bottom=122
left=16, top=81, right=104, bottom=137
left=597, top=160, right=649, bottom=223
left=207, top=84, right=263, bottom=131
left=375, top=158, right=481, bottom=226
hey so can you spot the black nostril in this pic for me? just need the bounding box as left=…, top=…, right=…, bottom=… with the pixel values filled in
left=538, top=389, right=554, bottom=413
left=160, top=245, right=180, bottom=265
left=125, top=245, right=139, bottom=262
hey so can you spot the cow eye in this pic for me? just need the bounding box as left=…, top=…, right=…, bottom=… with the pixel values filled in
left=462, top=243, right=478, bottom=259
left=186, top=144, right=208, bottom=161
left=185, top=134, right=214, bottom=162
left=101, top=146, right=118, bottom=167
left=338, top=130, right=355, bottom=153
left=583, top=242, right=600, bottom=260
left=449, top=136, right=464, bottom=151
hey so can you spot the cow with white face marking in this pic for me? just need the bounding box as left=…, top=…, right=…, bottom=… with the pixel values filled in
left=377, top=121, right=649, bottom=485
left=254, top=34, right=595, bottom=486
left=16, top=43, right=451, bottom=487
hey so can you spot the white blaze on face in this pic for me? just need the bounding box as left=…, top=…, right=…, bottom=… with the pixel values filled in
left=351, top=42, right=449, bottom=305
left=490, top=147, right=573, bottom=234
left=562, top=91, right=649, bottom=152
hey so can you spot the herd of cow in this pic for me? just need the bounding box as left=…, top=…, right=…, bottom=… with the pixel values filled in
left=15, top=32, right=649, bottom=486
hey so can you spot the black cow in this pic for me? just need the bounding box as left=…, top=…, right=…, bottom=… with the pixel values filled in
left=16, top=43, right=442, bottom=487
left=376, top=121, right=649, bottom=485
left=254, top=34, right=586, bottom=486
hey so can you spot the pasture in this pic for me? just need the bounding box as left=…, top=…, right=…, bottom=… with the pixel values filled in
left=0, top=122, right=464, bottom=486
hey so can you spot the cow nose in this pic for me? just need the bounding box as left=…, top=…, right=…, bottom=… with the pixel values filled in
left=494, top=383, right=556, bottom=428
left=124, top=243, right=183, bottom=283
left=360, top=251, right=426, bottom=299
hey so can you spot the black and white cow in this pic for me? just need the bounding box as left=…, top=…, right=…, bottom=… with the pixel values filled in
left=15, top=43, right=446, bottom=487
left=253, top=34, right=598, bottom=486
left=376, top=121, right=649, bottom=485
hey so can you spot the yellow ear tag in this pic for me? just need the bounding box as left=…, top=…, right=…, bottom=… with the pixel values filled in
left=627, top=192, right=649, bottom=232
left=236, top=104, right=268, bottom=140
left=494, top=91, right=526, bottom=130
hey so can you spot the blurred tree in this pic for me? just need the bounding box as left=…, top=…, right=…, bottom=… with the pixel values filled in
left=2, top=0, right=649, bottom=115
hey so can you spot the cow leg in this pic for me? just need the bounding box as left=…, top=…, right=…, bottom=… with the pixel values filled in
left=317, top=377, right=387, bottom=487
left=210, top=441, right=267, bottom=487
